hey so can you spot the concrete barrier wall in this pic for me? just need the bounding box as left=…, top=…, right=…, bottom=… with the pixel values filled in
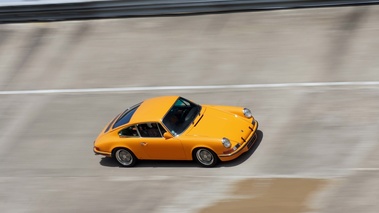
left=1, top=0, right=379, bottom=23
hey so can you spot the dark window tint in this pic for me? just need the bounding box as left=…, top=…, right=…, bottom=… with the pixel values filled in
left=104, top=115, right=119, bottom=133
left=158, top=123, right=167, bottom=135
left=113, top=104, right=140, bottom=129
left=119, top=126, right=138, bottom=137
left=137, top=123, right=163, bottom=138
left=162, top=97, right=200, bottom=135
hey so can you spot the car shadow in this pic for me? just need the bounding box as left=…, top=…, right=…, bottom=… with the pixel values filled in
left=99, top=156, right=198, bottom=168
left=99, top=130, right=264, bottom=168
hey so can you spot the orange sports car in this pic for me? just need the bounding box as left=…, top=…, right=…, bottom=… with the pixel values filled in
left=93, top=96, right=258, bottom=167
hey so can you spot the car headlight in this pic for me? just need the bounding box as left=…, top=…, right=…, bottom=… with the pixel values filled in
left=243, top=108, right=252, bottom=118
left=222, top=137, right=231, bottom=148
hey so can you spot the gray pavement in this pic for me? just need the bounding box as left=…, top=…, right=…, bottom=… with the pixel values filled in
left=0, top=5, right=379, bottom=213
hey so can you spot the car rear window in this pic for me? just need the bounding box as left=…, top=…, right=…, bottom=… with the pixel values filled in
left=113, top=104, right=140, bottom=129
left=104, top=115, right=119, bottom=133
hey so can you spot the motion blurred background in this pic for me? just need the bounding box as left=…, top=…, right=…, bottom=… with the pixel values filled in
left=0, top=1, right=379, bottom=212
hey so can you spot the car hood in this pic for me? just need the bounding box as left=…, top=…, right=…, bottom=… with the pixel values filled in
left=185, top=106, right=252, bottom=142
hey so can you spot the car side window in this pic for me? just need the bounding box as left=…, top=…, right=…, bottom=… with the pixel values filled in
left=137, top=123, right=165, bottom=138
left=119, top=125, right=139, bottom=137
left=158, top=123, right=166, bottom=135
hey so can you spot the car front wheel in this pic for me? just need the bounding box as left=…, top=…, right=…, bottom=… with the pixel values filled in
left=113, top=148, right=137, bottom=167
left=194, top=148, right=218, bottom=167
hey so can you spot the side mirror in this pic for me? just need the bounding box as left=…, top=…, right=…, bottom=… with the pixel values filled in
left=163, top=132, right=173, bottom=139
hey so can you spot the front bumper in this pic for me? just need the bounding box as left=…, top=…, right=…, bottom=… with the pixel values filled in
left=218, top=120, right=259, bottom=161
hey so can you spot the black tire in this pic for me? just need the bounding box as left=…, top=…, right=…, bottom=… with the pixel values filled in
left=193, top=148, right=218, bottom=167
left=113, top=148, right=137, bottom=167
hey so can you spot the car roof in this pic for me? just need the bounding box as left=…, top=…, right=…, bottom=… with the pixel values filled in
left=129, top=96, right=179, bottom=123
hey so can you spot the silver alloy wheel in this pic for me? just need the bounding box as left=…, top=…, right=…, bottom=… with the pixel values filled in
left=196, top=148, right=214, bottom=166
left=115, top=149, right=133, bottom=166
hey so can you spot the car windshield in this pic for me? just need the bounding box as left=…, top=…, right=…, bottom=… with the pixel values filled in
left=162, top=97, right=201, bottom=136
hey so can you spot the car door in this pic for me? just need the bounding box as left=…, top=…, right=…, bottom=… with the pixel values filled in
left=118, top=125, right=149, bottom=159
left=137, top=122, right=186, bottom=160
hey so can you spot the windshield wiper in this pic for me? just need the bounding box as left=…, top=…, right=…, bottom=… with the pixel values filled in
left=193, top=114, right=203, bottom=127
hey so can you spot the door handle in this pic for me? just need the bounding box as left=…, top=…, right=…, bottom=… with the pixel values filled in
left=140, top=142, right=147, bottom=146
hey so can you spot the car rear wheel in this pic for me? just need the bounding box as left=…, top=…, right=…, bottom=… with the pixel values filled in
left=113, top=148, right=137, bottom=167
left=194, top=148, right=218, bottom=167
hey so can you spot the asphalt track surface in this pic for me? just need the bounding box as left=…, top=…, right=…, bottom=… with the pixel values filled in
left=1, top=5, right=379, bottom=213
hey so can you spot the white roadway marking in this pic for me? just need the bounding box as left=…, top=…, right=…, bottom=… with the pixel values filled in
left=1, top=81, right=379, bottom=95
left=349, top=168, right=379, bottom=171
